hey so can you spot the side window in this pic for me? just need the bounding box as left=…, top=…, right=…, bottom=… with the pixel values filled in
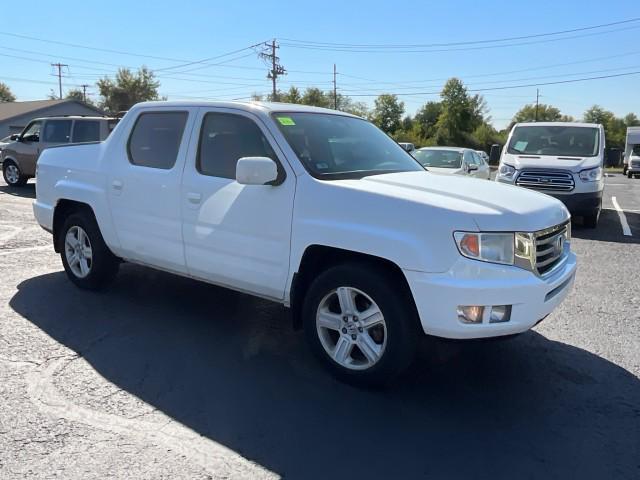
left=72, top=121, right=100, bottom=143
left=471, top=152, right=481, bottom=165
left=463, top=151, right=473, bottom=166
left=127, top=112, right=188, bottom=169
left=43, top=120, right=72, bottom=143
left=21, top=121, right=42, bottom=142
left=197, top=112, right=277, bottom=179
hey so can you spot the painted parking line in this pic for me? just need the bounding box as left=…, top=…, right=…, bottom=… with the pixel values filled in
left=611, top=196, right=632, bottom=236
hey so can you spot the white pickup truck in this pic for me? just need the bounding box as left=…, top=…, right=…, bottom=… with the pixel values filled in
left=34, top=101, right=577, bottom=385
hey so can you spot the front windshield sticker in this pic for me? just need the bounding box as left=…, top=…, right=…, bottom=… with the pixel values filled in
left=514, top=141, right=528, bottom=151
left=276, top=116, right=296, bottom=126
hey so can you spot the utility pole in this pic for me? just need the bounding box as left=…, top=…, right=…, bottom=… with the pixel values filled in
left=333, top=64, right=337, bottom=110
left=535, top=88, right=540, bottom=122
left=80, top=84, right=89, bottom=103
left=259, top=39, right=286, bottom=101
left=51, top=63, right=68, bottom=100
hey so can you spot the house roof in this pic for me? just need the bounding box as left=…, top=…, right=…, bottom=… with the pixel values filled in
left=0, top=99, right=104, bottom=122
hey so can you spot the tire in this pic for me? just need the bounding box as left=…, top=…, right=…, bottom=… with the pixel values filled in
left=302, top=262, right=420, bottom=387
left=2, top=161, right=28, bottom=187
left=628, top=171, right=633, bottom=179
left=58, top=211, right=119, bottom=290
left=583, top=211, right=599, bottom=228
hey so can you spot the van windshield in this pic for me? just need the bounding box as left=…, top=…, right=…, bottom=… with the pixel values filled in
left=272, top=112, right=424, bottom=179
left=508, top=125, right=600, bottom=157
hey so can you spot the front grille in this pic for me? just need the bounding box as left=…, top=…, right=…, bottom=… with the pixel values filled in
left=534, top=223, right=569, bottom=276
left=516, top=169, right=575, bottom=192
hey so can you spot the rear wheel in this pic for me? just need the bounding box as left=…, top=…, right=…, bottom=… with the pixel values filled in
left=628, top=171, right=633, bottom=179
left=302, top=263, right=419, bottom=387
left=59, top=212, right=119, bottom=290
left=2, top=161, right=27, bottom=187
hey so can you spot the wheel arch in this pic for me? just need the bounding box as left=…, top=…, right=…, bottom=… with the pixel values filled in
left=289, top=244, right=417, bottom=331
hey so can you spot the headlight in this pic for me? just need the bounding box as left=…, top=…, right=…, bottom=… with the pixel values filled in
left=454, top=232, right=515, bottom=265
left=498, top=163, right=516, bottom=179
left=579, top=166, right=602, bottom=182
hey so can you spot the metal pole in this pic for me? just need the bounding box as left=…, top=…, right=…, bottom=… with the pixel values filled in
left=535, top=88, right=539, bottom=122
left=333, top=64, right=337, bottom=109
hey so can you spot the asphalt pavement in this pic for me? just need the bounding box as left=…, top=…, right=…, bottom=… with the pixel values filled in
left=0, top=175, right=639, bottom=479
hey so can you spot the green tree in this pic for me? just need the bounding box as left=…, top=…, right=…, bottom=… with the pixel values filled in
left=281, top=86, right=302, bottom=104
left=300, top=87, right=330, bottom=108
left=583, top=105, right=614, bottom=125
left=414, top=101, right=442, bottom=140
left=512, top=103, right=564, bottom=123
left=435, top=78, right=485, bottom=145
left=97, top=67, right=161, bottom=113
left=0, top=82, right=16, bottom=102
left=371, top=94, right=404, bottom=134
left=583, top=105, right=626, bottom=149
left=624, top=113, right=640, bottom=127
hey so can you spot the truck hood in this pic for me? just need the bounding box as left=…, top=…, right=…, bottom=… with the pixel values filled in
left=339, top=171, right=569, bottom=231
left=502, top=152, right=600, bottom=173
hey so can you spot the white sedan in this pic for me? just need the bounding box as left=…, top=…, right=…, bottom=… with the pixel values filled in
left=413, top=146, right=491, bottom=179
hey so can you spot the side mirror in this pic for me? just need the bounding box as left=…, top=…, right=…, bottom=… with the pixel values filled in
left=467, top=164, right=479, bottom=172
left=236, top=156, right=278, bottom=185
left=489, top=144, right=502, bottom=165
left=9, top=134, right=19, bottom=141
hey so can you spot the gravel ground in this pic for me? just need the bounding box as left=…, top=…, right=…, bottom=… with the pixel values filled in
left=0, top=176, right=639, bottom=479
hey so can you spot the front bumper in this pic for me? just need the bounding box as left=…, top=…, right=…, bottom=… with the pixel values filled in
left=404, top=252, right=577, bottom=339
left=546, top=190, right=602, bottom=215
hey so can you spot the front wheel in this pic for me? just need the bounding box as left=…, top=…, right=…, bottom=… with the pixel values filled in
left=583, top=211, right=600, bottom=228
left=628, top=171, right=633, bottom=179
left=303, top=263, right=419, bottom=387
left=2, top=161, right=28, bottom=187
left=59, top=212, right=119, bottom=290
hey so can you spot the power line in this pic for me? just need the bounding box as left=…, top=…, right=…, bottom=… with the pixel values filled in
left=280, top=24, right=640, bottom=54
left=344, top=70, right=640, bottom=97
left=280, top=17, right=640, bottom=48
left=153, top=42, right=267, bottom=72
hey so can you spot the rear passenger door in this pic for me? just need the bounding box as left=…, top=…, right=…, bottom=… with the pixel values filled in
left=180, top=108, right=295, bottom=300
left=107, top=108, right=197, bottom=273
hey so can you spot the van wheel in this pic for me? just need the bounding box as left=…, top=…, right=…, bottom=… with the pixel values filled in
left=59, top=212, right=119, bottom=290
left=302, top=263, right=419, bottom=387
left=583, top=211, right=599, bottom=228
left=2, top=161, right=27, bottom=187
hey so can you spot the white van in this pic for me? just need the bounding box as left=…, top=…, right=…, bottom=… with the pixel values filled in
left=496, top=122, right=605, bottom=227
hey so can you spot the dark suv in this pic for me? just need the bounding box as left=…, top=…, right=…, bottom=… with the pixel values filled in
left=1, top=116, right=117, bottom=186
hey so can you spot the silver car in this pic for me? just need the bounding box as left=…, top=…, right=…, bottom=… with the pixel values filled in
left=413, top=146, right=491, bottom=179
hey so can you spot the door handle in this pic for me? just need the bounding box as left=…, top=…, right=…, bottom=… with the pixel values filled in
left=187, top=192, right=202, bottom=204
left=112, top=180, right=123, bottom=191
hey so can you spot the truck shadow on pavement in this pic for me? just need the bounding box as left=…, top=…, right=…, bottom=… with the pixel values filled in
left=0, top=183, right=36, bottom=199
left=572, top=209, right=639, bottom=244
left=10, top=265, right=640, bottom=480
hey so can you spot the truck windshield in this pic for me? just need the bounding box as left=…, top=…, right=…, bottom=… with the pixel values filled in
left=272, top=112, right=424, bottom=179
left=508, top=125, right=600, bottom=157
left=413, top=149, right=462, bottom=168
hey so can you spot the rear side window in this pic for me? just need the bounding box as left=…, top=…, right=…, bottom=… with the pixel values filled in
left=127, top=112, right=188, bottom=169
left=197, top=112, right=277, bottom=179
left=72, top=121, right=100, bottom=143
left=43, top=120, right=72, bottom=143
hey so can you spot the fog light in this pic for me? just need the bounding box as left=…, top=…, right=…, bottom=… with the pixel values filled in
left=489, top=305, right=512, bottom=323
left=457, top=305, right=484, bottom=324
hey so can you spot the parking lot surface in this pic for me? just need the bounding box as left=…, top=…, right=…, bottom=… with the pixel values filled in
left=0, top=175, right=639, bottom=479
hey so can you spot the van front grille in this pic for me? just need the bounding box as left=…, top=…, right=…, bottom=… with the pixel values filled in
left=516, top=169, right=575, bottom=192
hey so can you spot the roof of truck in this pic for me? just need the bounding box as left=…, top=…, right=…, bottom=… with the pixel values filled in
left=131, top=100, right=361, bottom=117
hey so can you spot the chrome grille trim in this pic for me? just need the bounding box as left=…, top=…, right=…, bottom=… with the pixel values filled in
left=534, top=222, right=570, bottom=277
left=516, top=169, right=575, bottom=192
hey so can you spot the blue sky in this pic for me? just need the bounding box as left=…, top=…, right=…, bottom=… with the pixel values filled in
left=1, top=0, right=639, bottom=129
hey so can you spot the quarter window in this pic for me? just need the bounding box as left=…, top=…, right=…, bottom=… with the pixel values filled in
left=43, top=120, right=72, bottom=143
left=197, top=113, right=278, bottom=179
left=127, top=112, right=188, bottom=169
left=72, top=121, right=100, bottom=143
